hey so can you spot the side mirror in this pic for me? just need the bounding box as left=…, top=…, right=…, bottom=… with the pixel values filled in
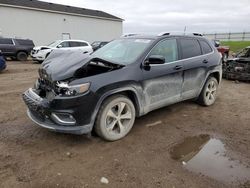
left=145, top=55, right=165, bottom=65
left=57, top=44, right=63, bottom=48
left=214, top=40, right=220, bottom=48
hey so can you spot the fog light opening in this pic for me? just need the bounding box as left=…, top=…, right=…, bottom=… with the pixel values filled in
left=51, top=113, right=76, bottom=126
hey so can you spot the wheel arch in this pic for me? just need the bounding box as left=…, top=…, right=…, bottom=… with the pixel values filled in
left=16, top=50, right=28, bottom=56
left=209, top=71, right=221, bottom=84
left=90, top=87, right=143, bottom=130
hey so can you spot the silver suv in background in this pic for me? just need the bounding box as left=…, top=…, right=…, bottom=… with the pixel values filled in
left=31, top=40, right=93, bottom=63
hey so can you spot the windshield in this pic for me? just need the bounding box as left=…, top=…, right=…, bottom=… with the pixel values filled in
left=47, top=40, right=61, bottom=48
left=92, top=38, right=153, bottom=65
left=92, top=41, right=101, bottom=47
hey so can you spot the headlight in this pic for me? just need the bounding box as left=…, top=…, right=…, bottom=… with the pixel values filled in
left=57, top=82, right=90, bottom=96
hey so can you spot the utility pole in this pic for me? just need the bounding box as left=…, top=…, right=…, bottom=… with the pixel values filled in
left=184, top=26, right=187, bottom=35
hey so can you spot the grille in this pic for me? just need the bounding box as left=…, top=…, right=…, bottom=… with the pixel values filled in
left=23, top=93, right=45, bottom=121
left=23, top=94, right=39, bottom=111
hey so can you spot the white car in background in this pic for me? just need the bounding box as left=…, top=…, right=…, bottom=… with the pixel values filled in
left=31, top=40, right=93, bottom=63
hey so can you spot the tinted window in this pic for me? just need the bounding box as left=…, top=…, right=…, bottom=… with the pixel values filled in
left=16, top=39, right=34, bottom=46
left=69, top=42, right=79, bottom=47
left=200, top=40, right=213, bottom=54
left=149, top=39, right=178, bottom=63
left=69, top=42, right=88, bottom=47
left=79, top=42, right=88, bottom=47
left=179, top=39, right=202, bottom=59
left=0, top=39, right=13, bottom=45
left=60, top=42, right=70, bottom=48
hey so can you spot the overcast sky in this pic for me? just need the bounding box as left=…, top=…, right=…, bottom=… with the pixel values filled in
left=41, top=0, right=250, bottom=34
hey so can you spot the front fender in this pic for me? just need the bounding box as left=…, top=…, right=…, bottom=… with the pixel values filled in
left=89, top=86, right=143, bottom=129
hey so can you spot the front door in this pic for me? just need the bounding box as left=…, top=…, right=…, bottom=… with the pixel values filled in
left=142, top=38, right=184, bottom=113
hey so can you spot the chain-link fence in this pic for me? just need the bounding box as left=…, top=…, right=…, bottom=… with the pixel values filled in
left=204, top=32, right=250, bottom=41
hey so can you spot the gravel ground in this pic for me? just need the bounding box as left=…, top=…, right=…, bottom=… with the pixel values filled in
left=0, top=61, right=250, bottom=188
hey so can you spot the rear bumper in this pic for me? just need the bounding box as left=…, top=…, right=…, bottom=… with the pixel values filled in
left=23, top=88, right=93, bottom=135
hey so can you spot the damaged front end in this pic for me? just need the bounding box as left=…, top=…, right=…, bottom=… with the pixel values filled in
left=23, top=50, right=124, bottom=134
left=223, top=58, right=250, bottom=81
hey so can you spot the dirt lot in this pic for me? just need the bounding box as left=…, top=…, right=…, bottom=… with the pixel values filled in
left=0, top=61, right=250, bottom=188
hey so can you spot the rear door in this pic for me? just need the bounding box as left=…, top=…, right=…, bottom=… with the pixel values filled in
left=179, top=38, right=212, bottom=100
left=69, top=41, right=92, bottom=53
left=142, top=38, right=184, bottom=113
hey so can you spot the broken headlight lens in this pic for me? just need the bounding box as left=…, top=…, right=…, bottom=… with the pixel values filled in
left=57, top=82, right=90, bottom=96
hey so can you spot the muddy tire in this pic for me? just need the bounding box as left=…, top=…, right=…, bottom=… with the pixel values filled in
left=197, top=77, right=218, bottom=106
left=16, top=51, right=28, bottom=61
left=95, top=95, right=136, bottom=141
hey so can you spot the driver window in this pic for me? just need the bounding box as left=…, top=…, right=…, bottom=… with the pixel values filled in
left=149, top=39, right=178, bottom=63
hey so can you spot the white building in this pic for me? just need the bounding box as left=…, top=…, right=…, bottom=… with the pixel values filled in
left=0, top=0, right=123, bottom=45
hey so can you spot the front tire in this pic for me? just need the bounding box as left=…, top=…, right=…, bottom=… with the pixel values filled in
left=95, top=95, right=136, bottom=141
left=198, top=77, right=218, bottom=106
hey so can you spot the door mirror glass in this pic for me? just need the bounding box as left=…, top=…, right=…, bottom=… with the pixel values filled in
left=57, top=44, right=63, bottom=48
left=145, top=55, right=165, bottom=65
left=213, top=40, right=220, bottom=47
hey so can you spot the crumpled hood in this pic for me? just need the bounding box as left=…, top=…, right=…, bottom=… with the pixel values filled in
left=33, top=46, right=52, bottom=50
left=40, top=49, right=91, bottom=81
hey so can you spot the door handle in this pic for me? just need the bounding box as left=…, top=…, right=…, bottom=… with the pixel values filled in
left=174, top=65, right=183, bottom=70
left=203, top=59, right=208, bottom=64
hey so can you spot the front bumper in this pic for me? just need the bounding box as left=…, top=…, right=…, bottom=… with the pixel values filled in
left=31, top=54, right=45, bottom=61
left=23, top=88, right=93, bottom=135
left=27, top=110, right=92, bottom=135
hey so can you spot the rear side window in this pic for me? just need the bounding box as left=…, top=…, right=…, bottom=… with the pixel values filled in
left=69, top=42, right=88, bottom=47
left=200, top=40, right=213, bottom=54
left=16, top=39, right=34, bottom=46
left=79, top=42, right=88, bottom=47
left=179, top=39, right=202, bottom=59
left=0, top=39, right=13, bottom=45
left=149, top=39, right=178, bottom=63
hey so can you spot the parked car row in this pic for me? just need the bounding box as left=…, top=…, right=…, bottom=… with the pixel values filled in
left=0, top=37, right=109, bottom=63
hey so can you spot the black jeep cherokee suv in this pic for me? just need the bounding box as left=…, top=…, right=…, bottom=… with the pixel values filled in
left=23, top=34, right=222, bottom=141
left=0, top=38, right=34, bottom=61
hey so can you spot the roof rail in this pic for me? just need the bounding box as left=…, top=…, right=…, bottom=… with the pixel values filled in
left=192, top=32, right=203, bottom=36
left=122, top=34, right=139, bottom=37
left=158, top=32, right=203, bottom=37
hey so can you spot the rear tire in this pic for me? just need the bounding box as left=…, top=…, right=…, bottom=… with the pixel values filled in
left=197, top=77, right=218, bottom=106
left=95, top=95, right=136, bottom=141
left=16, top=52, right=28, bottom=61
